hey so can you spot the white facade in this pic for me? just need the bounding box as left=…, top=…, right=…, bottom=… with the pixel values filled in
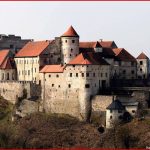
left=61, top=37, right=79, bottom=64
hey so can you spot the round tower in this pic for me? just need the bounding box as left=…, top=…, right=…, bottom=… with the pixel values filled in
left=61, top=26, right=79, bottom=64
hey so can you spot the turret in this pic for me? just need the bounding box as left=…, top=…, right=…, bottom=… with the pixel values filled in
left=61, top=26, right=79, bottom=64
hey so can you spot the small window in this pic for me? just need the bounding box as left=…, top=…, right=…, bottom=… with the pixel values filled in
left=110, top=110, right=112, bottom=113
left=68, top=84, right=71, bottom=88
left=140, top=68, right=142, bottom=72
left=110, top=116, right=112, bottom=119
left=28, top=70, right=30, bottom=75
left=71, top=48, right=73, bottom=52
left=131, top=70, right=134, bottom=74
left=56, top=74, right=59, bottom=78
left=72, top=40, right=75, bottom=43
left=58, top=85, right=60, bottom=88
left=65, top=40, right=67, bottom=43
left=35, top=68, right=36, bottom=73
left=132, top=110, right=135, bottom=113
left=52, top=84, right=54, bottom=87
left=101, top=73, right=103, bottom=77
left=70, top=54, right=72, bottom=57
left=10, top=44, right=14, bottom=49
left=86, top=73, right=89, bottom=77
left=49, top=75, right=51, bottom=78
left=76, top=73, right=78, bottom=77
left=73, top=65, right=75, bottom=67
left=82, top=73, right=84, bottom=77
left=140, top=61, right=143, bottom=65
left=105, top=73, right=107, bottom=77
left=70, top=73, right=72, bottom=77
left=123, top=70, right=126, bottom=74
left=85, top=84, right=90, bottom=88
left=93, top=73, right=95, bottom=77
left=51, top=55, right=53, bottom=58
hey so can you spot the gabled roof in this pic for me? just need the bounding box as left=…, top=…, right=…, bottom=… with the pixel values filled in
left=106, top=100, right=125, bottom=110
left=15, top=41, right=50, bottom=57
left=137, top=52, right=149, bottom=59
left=0, top=57, right=16, bottom=69
left=0, top=49, right=10, bottom=66
left=68, top=52, right=109, bottom=65
left=112, top=48, right=136, bottom=62
left=40, top=65, right=64, bottom=73
left=61, top=26, right=79, bottom=37
left=99, top=41, right=117, bottom=48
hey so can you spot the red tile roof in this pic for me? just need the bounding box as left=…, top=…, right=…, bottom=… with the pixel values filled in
left=15, top=41, right=50, bottom=57
left=137, top=52, right=149, bottom=59
left=0, top=57, right=15, bottom=69
left=113, top=48, right=136, bottom=62
left=0, top=49, right=10, bottom=66
left=79, top=41, right=102, bottom=49
left=61, top=26, right=79, bottom=37
left=40, top=65, right=64, bottom=73
left=68, top=52, right=109, bottom=65
left=99, top=41, right=118, bottom=48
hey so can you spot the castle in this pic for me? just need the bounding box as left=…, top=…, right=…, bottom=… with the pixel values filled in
left=0, top=26, right=149, bottom=121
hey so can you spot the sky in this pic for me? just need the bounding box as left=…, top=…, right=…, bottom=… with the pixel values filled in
left=0, top=2, right=150, bottom=58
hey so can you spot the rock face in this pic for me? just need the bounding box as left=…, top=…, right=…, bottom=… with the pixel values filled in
left=15, top=99, right=40, bottom=118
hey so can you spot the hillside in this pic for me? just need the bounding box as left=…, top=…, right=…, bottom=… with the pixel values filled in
left=0, top=98, right=150, bottom=148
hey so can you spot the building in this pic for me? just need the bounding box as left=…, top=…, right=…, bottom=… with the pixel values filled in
left=15, top=41, right=51, bottom=84
left=112, top=48, right=137, bottom=79
left=106, top=98, right=138, bottom=128
left=137, top=52, right=149, bottom=79
left=0, top=34, right=31, bottom=54
left=0, top=50, right=16, bottom=81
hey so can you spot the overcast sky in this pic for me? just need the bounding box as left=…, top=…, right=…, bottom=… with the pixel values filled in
left=0, top=2, right=150, bottom=58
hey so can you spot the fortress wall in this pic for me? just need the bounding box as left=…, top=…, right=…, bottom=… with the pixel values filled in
left=43, top=87, right=81, bottom=119
left=0, top=81, right=41, bottom=104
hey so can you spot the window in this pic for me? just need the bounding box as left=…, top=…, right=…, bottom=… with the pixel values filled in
left=86, top=73, right=89, bottom=77
left=58, top=85, right=60, bottom=88
left=105, top=73, right=107, bottom=77
left=35, top=68, right=36, bottom=73
left=28, top=70, right=30, bottom=75
left=140, top=61, right=143, bottom=65
left=131, top=70, right=134, bottom=74
left=82, top=73, right=84, bottom=77
left=68, top=84, right=71, bottom=88
left=85, top=84, right=90, bottom=88
left=70, top=73, right=72, bottom=77
left=10, top=44, right=14, bottom=49
left=51, top=55, right=53, bottom=58
left=49, top=75, right=51, bottom=78
left=71, top=48, right=73, bottom=52
left=24, top=60, right=26, bottom=64
left=93, top=73, right=95, bottom=77
left=52, top=84, right=54, bottom=87
left=76, top=73, right=78, bottom=77
left=110, top=110, right=112, bottom=113
left=72, top=40, right=75, bottom=43
left=110, top=116, right=112, bottom=119
left=140, top=68, right=142, bottom=72
left=101, top=73, right=103, bottom=77
left=132, top=110, right=135, bottom=113
left=123, top=70, right=126, bottom=74
left=70, top=54, right=72, bottom=57
left=65, top=40, right=67, bottom=43
left=56, top=74, right=59, bottom=78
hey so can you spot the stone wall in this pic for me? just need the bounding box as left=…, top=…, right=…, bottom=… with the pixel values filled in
left=92, top=95, right=113, bottom=112
left=0, top=81, right=41, bottom=104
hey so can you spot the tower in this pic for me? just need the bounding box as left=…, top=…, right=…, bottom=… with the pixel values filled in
left=61, top=26, right=79, bottom=64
